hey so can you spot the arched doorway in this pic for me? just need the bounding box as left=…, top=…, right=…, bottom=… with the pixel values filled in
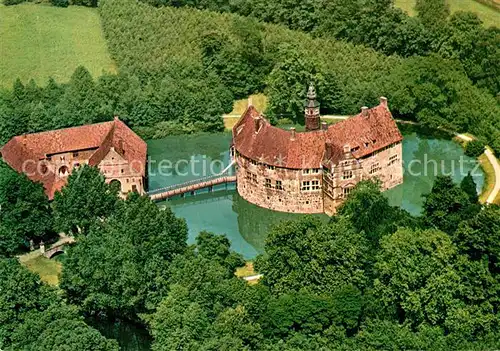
left=110, top=179, right=122, bottom=192
left=58, top=165, right=69, bottom=177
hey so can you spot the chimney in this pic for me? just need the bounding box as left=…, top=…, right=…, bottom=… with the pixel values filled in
left=321, top=122, right=328, bottom=131
left=361, top=106, right=369, bottom=117
left=343, top=144, right=350, bottom=153
left=380, top=97, right=388, bottom=109
left=290, top=127, right=296, bottom=141
left=114, top=115, right=119, bottom=121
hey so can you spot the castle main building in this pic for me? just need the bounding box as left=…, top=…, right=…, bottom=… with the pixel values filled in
left=232, top=85, right=403, bottom=215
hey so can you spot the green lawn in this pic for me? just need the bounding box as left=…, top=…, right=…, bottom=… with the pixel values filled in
left=20, top=254, right=62, bottom=286
left=0, top=3, right=115, bottom=87
left=394, top=0, right=500, bottom=27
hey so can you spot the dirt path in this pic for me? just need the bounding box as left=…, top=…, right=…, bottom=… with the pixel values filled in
left=484, top=148, right=500, bottom=204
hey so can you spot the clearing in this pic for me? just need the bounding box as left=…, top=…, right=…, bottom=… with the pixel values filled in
left=19, top=252, right=62, bottom=286
left=394, top=0, right=500, bottom=27
left=0, top=3, right=115, bottom=87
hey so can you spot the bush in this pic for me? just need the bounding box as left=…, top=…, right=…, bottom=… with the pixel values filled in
left=3, top=0, right=28, bottom=5
left=51, top=0, right=69, bottom=6
left=465, top=140, right=485, bottom=157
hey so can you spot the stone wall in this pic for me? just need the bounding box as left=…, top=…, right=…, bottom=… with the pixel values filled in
left=235, top=153, right=324, bottom=214
left=98, top=147, right=145, bottom=195
left=234, top=141, right=403, bottom=215
left=359, top=141, right=403, bottom=190
left=44, top=149, right=96, bottom=179
left=44, top=147, right=144, bottom=196
left=323, top=141, right=403, bottom=215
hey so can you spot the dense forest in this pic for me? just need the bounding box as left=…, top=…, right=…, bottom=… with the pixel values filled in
left=0, top=0, right=498, bottom=156
left=1, top=163, right=500, bottom=349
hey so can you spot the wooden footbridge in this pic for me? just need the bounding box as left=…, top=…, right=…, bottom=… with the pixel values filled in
left=148, top=161, right=236, bottom=201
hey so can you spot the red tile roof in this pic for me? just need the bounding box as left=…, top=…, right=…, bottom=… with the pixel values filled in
left=232, top=106, right=326, bottom=169
left=0, top=118, right=147, bottom=199
left=233, top=100, right=402, bottom=169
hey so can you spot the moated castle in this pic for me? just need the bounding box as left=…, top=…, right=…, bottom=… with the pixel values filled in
left=231, top=85, right=403, bottom=215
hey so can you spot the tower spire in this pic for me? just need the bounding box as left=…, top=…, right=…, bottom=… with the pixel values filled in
left=304, top=83, right=320, bottom=131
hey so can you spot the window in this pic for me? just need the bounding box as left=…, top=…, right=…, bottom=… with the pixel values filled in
left=250, top=159, right=258, bottom=166
left=46, top=156, right=52, bottom=161
left=252, top=173, right=257, bottom=184
left=275, top=180, right=283, bottom=190
left=121, top=169, right=125, bottom=174
left=301, top=181, right=311, bottom=191
left=311, top=180, right=320, bottom=190
left=265, top=178, right=272, bottom=188
left=369, top=163, right=381, bottom=174
left=246, top=171, right=252, bottom=180
left=266, top=165, right=275, bottom=170
left=73, top=152, right=79, bottom=158
left=342, top=170, right=353, bottom=180
left=388, top=154, right=399, bottom=166
left=302, top=169, right=310, bottom=175
left=74, top=163, right=80, bottom=168
left=343, top=187, right=353, bottom=198
left=311, top=168, right=320, bottom=174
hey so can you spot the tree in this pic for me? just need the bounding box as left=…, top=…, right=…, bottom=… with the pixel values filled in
left=55, top=66, right=100, bottom=128
left=374, top=228, right=462, bottom=327
left=52, top=165, right=119, bottom=235
left=211, top=305, right=263, bottom=349
left=260, top=287, right=361, bottom=338
left=0, top=161, right=54, bottom=255
left=30, top=319, right=119, bottom=351
left=265, top=44, right=323, bottom=124
left=0, top=259, right=118, bottom=351
left=460, top=171, right=478, bottom=203
left=422, top=176, right=477, bottom=234
left=454, top=205, right=500, bottom=270
left=0, top=258, right=55, bottom=346
left=51, top=0, right=69, bottom=8
left=196, top=231, right=245, bottom=275
left=337, top=180, right=419, bottom=246
left=255, top=216, right=369, bottom=295
left=415, top=0, right=450, bottom=30
left=464, top=139, right=484, bottom=158
left=149, top=285, right=211, bottom=351
left=28, top=102, right=50, bottom=133
left=60, top=194, right=188, bottom=319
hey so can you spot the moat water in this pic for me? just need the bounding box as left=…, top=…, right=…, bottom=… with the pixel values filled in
left=147, top=126, right=485, bottom=259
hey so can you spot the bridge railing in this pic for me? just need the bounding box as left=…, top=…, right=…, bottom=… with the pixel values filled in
left=147, top=161, right=236, bottom=196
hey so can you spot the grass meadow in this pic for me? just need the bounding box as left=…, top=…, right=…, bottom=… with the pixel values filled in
left=394, top=0, right=500, bottom=27
left=0, top=3, right=115, bottom=87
